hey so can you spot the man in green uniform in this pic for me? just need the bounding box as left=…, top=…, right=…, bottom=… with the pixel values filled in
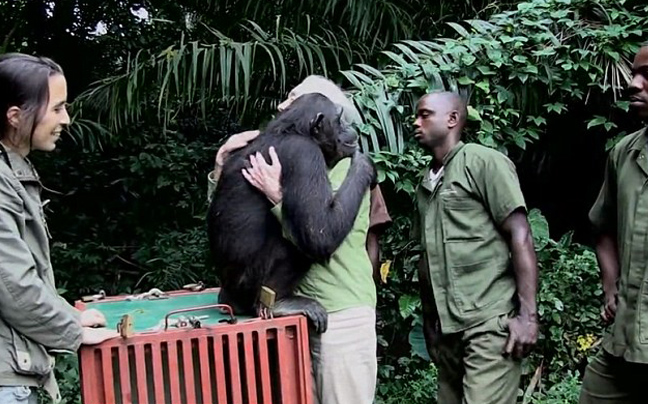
left=579, top=43, right=648, bottom=404
left=414, top=92, right=539, bottom=404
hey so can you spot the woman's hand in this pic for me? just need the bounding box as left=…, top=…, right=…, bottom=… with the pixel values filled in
left=242, top=147, right=283, bottom=205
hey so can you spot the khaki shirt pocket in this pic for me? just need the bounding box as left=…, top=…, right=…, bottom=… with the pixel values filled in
left=449, top=261, right=492, bottom=313
left=440, top=194, right=486, bottom=243
left=9, top=327, right=55, bottom=377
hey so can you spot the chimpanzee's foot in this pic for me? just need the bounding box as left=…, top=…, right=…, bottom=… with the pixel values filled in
left=268, top=297, right=328, bottom=333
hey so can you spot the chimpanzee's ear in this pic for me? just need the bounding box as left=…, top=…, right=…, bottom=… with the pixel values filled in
left=310, top=113, right=325, bottom=134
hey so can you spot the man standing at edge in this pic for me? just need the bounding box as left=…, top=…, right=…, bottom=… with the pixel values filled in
left=579, top=42, right=648, bottom=404
left=414, top=91, right=539, bottom=404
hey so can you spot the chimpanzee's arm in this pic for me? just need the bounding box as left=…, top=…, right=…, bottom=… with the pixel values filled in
left=275, top=138, right=375, bottom=262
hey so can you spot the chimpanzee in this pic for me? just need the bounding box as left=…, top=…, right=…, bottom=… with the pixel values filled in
left=207, top=92, right=376, bottom=333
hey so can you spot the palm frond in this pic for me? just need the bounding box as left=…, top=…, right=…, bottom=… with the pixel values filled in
left=73, top=20, right=362, bottom=134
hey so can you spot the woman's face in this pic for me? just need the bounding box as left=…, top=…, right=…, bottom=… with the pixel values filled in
left=31, top=73, right=70, bottom=152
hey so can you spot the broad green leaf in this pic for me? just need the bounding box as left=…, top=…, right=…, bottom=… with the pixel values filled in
left=408, top=322, right=430, bottom=361
left=528, top=208, right=550, bottom=251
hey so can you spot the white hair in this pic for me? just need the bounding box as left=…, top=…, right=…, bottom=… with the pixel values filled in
left=291, top=75, right=363, bottom=126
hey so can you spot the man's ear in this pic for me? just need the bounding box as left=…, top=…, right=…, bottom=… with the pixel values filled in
left=6, top=106, right=20, bottom=129
left=447, top=110, right=459, bottom=129
left=310, top=112, right=325, bottom=134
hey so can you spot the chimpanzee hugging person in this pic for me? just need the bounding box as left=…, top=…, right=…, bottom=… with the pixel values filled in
left=206, top=75, right=391, bottom=404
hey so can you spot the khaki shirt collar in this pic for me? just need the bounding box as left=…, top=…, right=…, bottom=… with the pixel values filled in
left=628, top=127, right=648, bottom=152
left=421, top=141, right=465, bottom=192
left=1, top=146, right=40, bottom=182
left=628, top=127, right=648, bottom=178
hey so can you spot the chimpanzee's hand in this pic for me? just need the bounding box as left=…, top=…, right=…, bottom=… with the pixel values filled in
left=351, top=150, right=377, bottom=188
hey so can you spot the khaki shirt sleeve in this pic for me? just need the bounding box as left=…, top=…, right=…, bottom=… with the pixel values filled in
left=471, top=152, right=527, bottom=225
left=0, top=175, right=82, bottom=351
left=369, top=185, right=392, bottom=233
left=588, top=153, right=616, bottom=232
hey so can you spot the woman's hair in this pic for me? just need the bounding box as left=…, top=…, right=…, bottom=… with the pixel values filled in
left=0, top=53, right=64, bottom=146
left=291, top=75, right=363, bottom=126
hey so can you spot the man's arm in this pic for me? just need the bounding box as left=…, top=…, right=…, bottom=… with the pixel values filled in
left=595, top=232, right=620, bottom=322
left=367, top=185, right=392, bottom=284
left=500, top=210, right=539, bottom=358
left=367, top=232, right=380, bottom=283
left=471, top=152, right=538, bottom=359
left=501, top=210, right=538, bottom=322
left=418, top=253, right=440, bottom=360
left=589, top=152, right=619, bottom=322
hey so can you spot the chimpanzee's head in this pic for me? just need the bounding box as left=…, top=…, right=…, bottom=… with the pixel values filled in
left=269, top=92, right=359, bottom=165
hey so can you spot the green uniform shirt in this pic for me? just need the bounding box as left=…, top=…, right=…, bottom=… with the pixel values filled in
left=589, top=127, right=648, bottom=363
left=272, top=157, right=376, bottom=313
left=417, top=141, right=526, bottom=333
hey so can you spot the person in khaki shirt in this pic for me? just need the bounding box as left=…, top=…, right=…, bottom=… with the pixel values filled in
left=413, top=92, right=539, bottom=404
left=579, top=42, right=648, bottom=404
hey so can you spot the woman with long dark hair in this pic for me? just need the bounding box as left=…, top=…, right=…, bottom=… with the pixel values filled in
left=0, top=53, right=117, bottom=404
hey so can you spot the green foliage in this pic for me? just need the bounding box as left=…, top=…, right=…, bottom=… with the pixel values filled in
left=529, top=371, right=581, bottom=404
left=376, top=362, right=438, bottom=404
left=36, top=112, right=241, bottom=297
left=344, top=0, right=648, bottom=153
left=529, top=232, right=603, bottom=384
left=53, top=355, right=82, bottom=404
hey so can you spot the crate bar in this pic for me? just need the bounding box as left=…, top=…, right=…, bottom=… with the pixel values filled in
left=167, top=341, right=182, bottom=404
left=227, top=332, right=243, bottom=404
left=150, top=343, right=166, bottom=403
left=243, top=332, right=258, bottom=404
left=101, top=348, right=116, bottom=404
left=183, top=339, right=197, bottom=404
left=198, top=337, right=213, bottom=404
left=79, top=348, right=103, bottom=403
left=256, top=330, right=273, bottom=404
left=295, top=318, right=313, bottom=404
left=213, top=334, right=228, bottom=404
left=118, top=346, right=132, bottom=403
left=277, top=327, right=297, bottom=404
left=134, top=345, right=149, bottom=404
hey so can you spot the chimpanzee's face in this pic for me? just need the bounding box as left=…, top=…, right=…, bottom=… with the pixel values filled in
left=311, top=108, right=359, bottom=166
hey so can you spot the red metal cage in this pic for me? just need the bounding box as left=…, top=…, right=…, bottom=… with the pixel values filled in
left=75, top=289, right=313, bottom=404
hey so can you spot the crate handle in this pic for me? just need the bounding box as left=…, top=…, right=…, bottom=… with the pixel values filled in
left=163, top=304, right=237, bottom=331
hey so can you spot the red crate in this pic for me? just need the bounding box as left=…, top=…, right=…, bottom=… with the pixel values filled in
left=75, top=289, right=313, bottom=404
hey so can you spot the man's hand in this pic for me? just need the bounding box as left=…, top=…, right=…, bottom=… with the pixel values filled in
left=503, top=313, right=538, bottom=359
left=602, top=288, right=618, bottom=323
left=81, top=328, right=119, bottom=345
left=215, top=130, right=261, bottom=169
left=242, top=146, right=283, bottom=205
left=80, top=309, right=107, bottom=328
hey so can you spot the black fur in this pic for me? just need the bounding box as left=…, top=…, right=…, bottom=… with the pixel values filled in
left=207, top=93, right=375, bottom=332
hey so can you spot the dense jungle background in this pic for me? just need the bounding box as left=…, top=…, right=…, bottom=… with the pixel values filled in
left=3, top=0, right=648, bottom=402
